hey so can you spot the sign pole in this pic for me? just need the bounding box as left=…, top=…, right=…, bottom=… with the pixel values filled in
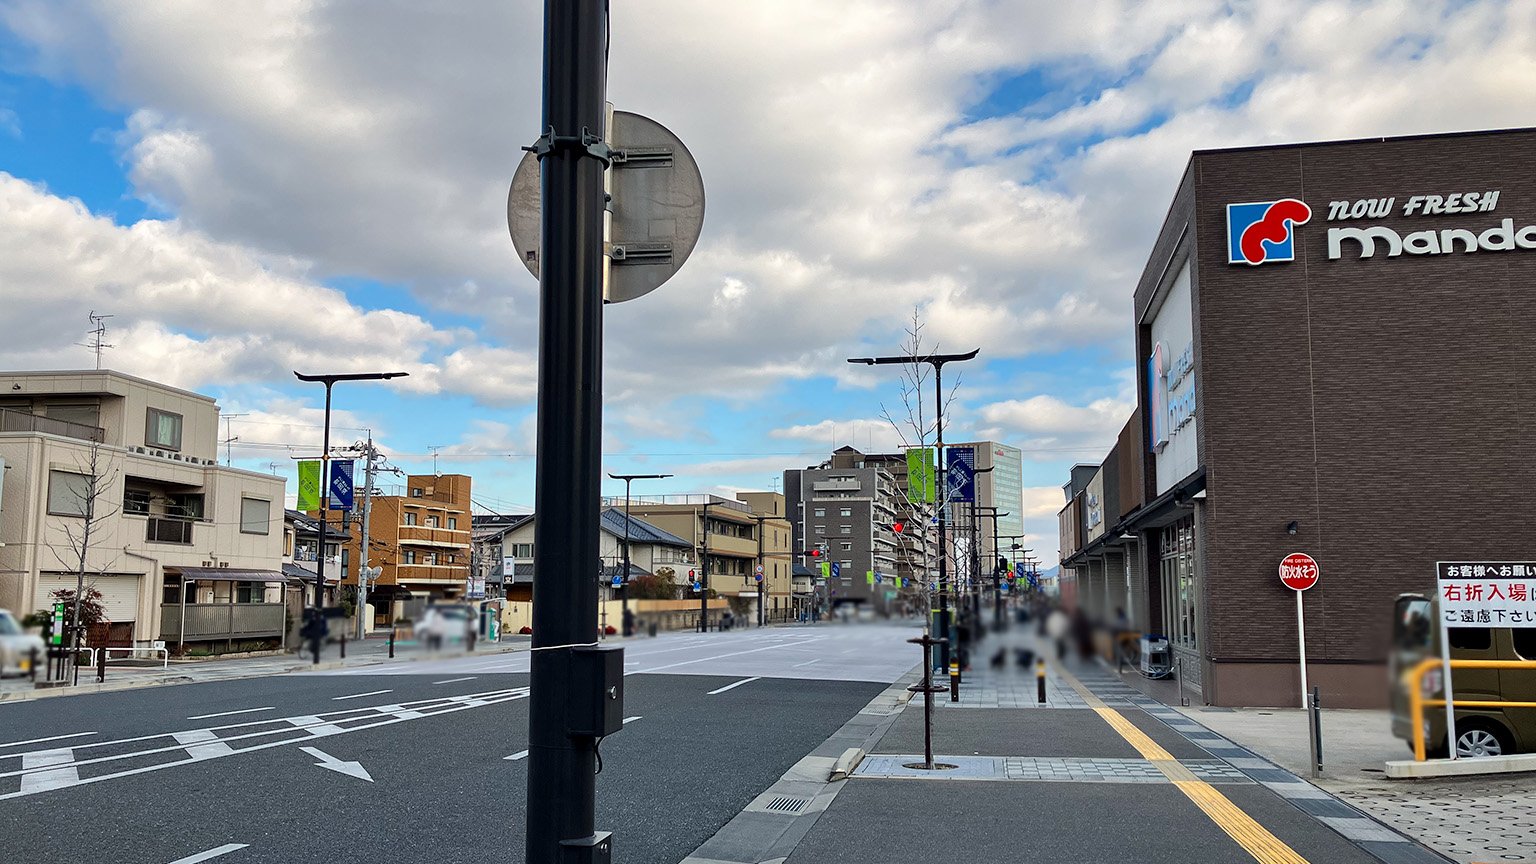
left=1295, top=589, right=1309, bottom=710
left=1439, top=613, right=1458, bottom=759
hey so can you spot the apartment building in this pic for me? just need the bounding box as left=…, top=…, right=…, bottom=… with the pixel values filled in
left=784, top=447, right=910, bottom=612
left=331, top=473, right=473, bottom=621
left=0, top=370, right=285, bottom=647
left=615, top=493, right=794, bottom=622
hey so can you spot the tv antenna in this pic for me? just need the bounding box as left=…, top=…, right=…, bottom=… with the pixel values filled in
left=428, top=445, right=444, bottom=476
left=81, top=311, right=114, bottom=369
left=221, top=413, right=250, bottom=466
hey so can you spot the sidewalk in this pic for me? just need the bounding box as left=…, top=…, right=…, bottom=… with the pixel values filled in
left=682, top=627, right=1453, bottom=864
left=1185, top=705, right=1536, bottom=864
left=0, top=633, right=532, bottom=702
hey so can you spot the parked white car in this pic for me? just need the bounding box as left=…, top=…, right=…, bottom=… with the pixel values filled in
left=416, top=605, right=476, bottom=650
left=0, top=609, right=46, bottom=678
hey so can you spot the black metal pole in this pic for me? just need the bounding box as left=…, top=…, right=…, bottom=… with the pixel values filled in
left=622, top=479, right=632, bottom=635
left=698, top=502, right=711, bottom=632
left=935, top=363, right=959, bottom=699
left=314, top=381, right=332, bottom=665
left=526, top=0, right=607, bottom=858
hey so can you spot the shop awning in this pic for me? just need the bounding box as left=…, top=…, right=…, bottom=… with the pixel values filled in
left=165, top=566, right=289, bottom=583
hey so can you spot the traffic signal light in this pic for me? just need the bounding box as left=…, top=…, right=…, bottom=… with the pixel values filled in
left=891, top=521, right=905, bottom=534
left=806, top=549, right=822, bottom=558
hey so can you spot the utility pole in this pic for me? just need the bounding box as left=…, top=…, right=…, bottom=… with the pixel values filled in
left=697, top=501, right=712, bottom=632
left=356, top=432, right=376, bottom=641
left=221, top=413, right=249, bottom=466
left=525, top=1, right=615, bottom=859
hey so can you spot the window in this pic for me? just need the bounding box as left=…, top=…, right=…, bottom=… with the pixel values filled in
left=123, top=489, right=151, bottom=515
left=146, top=408, right=183, bottom=450
left=448, top=517, right=457, bottom=530
left=1159, top=516, right=1199, bottom=649
left=426, top=515, right=439, bottom=528
left=840, top=525, right=851, bottom=535
left=168, top=493, right=204, bottom=520
left=47, top=403, right=100, bottom=428
left=1514, top=630, right=1536, bottom=661
left=815, top=525, right=825, bottom=534
left=841, top=542, right=852, bottom=551
left=410, top=487, right=424, bottom=498
left=513, top=543, right=534, bottom=558
left=813, top=508, right=825, bottom=517
left=840, top=508, right=852, bottom=517
left=236, top=583, right=265, bottom=603
left=47, top=470, right=92, bottom=517
left=240, top=498, right=271, bottom=534
left=424, top=552, right=438, bottom=565
left=404, top=512, right=418, bottom=526
left=1448, top=627, right=1492, bottom=652
left=404, top=550, right=417, bottom=565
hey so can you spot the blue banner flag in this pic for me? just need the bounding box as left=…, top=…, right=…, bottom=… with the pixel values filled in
left=946, top=457, right=975, bottom=504
left=328, top=460, right=355, bottom=511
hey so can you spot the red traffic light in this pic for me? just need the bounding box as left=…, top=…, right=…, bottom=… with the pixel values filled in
left=807, top=549, right=821, bottom=558
left=688, top=568, right=696, bottom=577
left=891, top=521, right=905, bottom=534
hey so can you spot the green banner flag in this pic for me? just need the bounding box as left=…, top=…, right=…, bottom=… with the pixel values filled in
left=297, top=460, right=322, bottom=510
left=866, top=570, right=875, bottom=586
left=906, top=447, right=935, bottom=503
left=819, top=561, right=830, bottom=578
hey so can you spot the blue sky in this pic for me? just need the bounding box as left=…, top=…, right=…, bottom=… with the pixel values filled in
left=2, top=0, right=1529, bottom=563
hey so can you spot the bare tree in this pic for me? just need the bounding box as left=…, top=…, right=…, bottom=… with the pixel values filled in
left=876, top=308, right=965, bottom=622
left=47, top=436, right=119, bottom=679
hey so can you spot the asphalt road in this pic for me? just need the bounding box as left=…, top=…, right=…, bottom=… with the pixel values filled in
left=1, top=623, right=917, bottom=864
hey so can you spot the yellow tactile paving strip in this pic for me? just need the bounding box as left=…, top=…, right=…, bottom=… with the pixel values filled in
left=1056, top=665, right=1312, bottom=864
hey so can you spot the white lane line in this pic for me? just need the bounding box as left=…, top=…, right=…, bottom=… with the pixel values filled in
left=629, top=637, right=824, bottom=675
left=0, top=731, right=96, bottom=750
left=286, top=716, right=345, bottom=737
left=791, top=658, right=821, bottom=668
left=332, top=689, right=393, bottom=701
left=706, top=677, right=761, bottom=695
left=432, top=676, right=477, bottom=685
left=167, top=843, right=249, bottom=864
left=623, top=716, right=642, bottom=724
left=173, top=730, right=234, bottom=760
left=187, top=707, right=274, bottom=721
left=504, top=749, right=530, bottom=761
left=20, top=748, right=78, bottom=793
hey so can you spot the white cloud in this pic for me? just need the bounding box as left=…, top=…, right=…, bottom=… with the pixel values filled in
left=978, top=394, right=1132, bottom=460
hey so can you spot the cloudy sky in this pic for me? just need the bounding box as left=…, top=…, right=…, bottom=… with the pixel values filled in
left=1, top=0, right=1531, bottom=564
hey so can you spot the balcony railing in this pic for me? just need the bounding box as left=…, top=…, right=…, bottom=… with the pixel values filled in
left=0, top=407, right=106, bottom=443
left=146, top=517, right=195, bottom=545
left=159, top=602, right=285, bottom=641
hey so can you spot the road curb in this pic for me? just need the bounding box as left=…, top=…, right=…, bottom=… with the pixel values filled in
left=677, top=664, right=921, bottom=864
left=0, top=643, right=528, bottom=705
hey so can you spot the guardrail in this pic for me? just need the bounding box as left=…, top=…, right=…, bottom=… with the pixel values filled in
left=103, top=646, right=169, bottom=669
left=1404, top=657, right=1536, bottom=760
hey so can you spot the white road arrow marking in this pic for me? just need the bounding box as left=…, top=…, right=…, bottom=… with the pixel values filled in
left=299, top=746, right=373, bottom=782
left=166, top=843, right=249, bottom=864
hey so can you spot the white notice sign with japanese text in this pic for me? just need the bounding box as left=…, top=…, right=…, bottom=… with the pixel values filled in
left=1435, top=561, right=1536, bottom=628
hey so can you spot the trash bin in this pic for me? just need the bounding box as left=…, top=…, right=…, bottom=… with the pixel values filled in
left=648, top=621, right=658, bottom=638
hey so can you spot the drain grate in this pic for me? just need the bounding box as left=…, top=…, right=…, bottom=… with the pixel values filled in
left=764, top=795, right=811, bottom=814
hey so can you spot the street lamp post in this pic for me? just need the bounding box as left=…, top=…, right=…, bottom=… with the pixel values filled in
left=608, top=473, right=671, bottom=636
left=848, top=348, right=978, bottom=696
left=697, top=501, right=712, bottom=633
left=976, top=508, right=1009, bottom=630
left=293, top=371, right=408, bottom=665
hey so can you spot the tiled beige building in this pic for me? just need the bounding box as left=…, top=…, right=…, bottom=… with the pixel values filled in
left=0, top=370, right=285, bottom=647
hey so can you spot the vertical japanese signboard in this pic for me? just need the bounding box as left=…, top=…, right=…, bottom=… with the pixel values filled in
left=1434, top=562, right=1536, bottom=758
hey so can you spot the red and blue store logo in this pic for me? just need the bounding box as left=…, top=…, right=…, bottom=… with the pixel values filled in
left=1227, top=199, right=1312, bottom=265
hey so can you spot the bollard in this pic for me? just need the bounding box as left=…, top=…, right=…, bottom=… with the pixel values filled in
left=1308, top=685, right=1323, bottom=778
left=388, top=628, right=395, bottom=659
left=1036, top=658, right=1047, bottom=705
left=97, top=643, right=106, bottom=684
left=29, top=646, right=39, bottom=682
left=340, top=633, right=347, bottom=660
left=949, top=660, right=960, bottom=702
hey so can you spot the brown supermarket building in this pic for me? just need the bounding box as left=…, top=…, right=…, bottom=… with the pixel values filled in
left=1058, top=127, right=1536, bottom=708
